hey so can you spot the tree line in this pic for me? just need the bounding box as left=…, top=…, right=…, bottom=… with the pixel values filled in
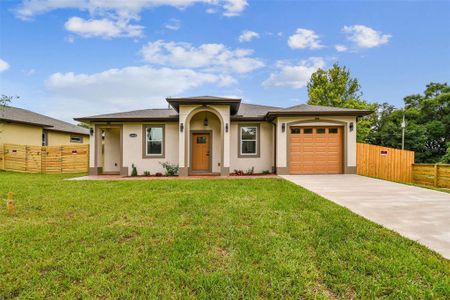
left=307, top=64, right=449, bottom=163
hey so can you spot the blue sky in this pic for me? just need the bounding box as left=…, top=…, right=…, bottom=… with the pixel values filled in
left=1, top=0, right=449, bottom=122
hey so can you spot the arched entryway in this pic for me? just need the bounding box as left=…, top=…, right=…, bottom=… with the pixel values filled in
left=185, top=108, right=224, bottom=175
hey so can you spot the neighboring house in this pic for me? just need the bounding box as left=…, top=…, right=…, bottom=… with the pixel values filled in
left=0, top=106, right=89, bottom=147
left=75, top=96, right=371, bottom=176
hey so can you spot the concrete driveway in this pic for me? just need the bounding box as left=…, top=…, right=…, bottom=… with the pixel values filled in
left=281, top=174, right=450, bottom=259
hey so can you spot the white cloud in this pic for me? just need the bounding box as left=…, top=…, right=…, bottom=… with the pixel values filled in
left=239, top=30, right=259, bottom=42
left=15, top=0, right=248, bottom=20
left=342, top=25, right=391, bottom=48
left=262, top=57, right=325, bottom=89
left=335, top=44, right=348, bottom=52
left=288, top=28, right=323, bottom=50
left=222, top=0, right=248, bottom=17
left=15, top=1, right=248, bottom=40
left=0, top=59, right=10, bottom=72
left=140, top=40, right=264, bottom=73
left=64, top=16, right=143, bottom=38
left=164, top=18, right=181, bottom=31
left=45, top=65, right=236, bottom=117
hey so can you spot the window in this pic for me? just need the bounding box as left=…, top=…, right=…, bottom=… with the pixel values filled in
left=290, top=127, right=301, bottom=134
left=197, top=136, right=207, bottom=144
left=329, top=128, right=338, bottom=134
left=303, top=128, right=313, bottom=134
left=144, top=125, right=164, bottom=157
left=316, top=128, right=326, bottom=134
left=239, top=125, right=259, bottom=157
left=70, top=135, right=83, bottom=143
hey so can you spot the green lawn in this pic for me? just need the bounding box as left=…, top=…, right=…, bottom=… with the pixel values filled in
left=0, top=172, right=448, bottom=299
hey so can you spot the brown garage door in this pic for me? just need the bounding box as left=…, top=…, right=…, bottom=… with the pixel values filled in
left=288, top=126, right=343, bottom=174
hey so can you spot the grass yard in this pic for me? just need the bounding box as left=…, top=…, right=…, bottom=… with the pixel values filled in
left=0, top=172, right=449, bottom=299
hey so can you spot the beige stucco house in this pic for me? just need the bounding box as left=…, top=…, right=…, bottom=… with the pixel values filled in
left=0, top=106, right=89, bottom=147
left=75, top=96, right=371, bottom=176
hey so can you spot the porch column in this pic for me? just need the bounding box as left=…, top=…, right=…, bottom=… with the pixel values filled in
left=178, top=107, right=189, bottom=176
left=89, top=125, right=103, bottom=175
left=220, top=107, right=231, bottom=176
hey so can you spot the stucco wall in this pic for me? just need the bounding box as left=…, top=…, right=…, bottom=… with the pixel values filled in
left=275, top=116, right=357, bottom=170
left=122, top=122, right=179, bottom=175
left=47, top=131, right=89, bottom=146
left=0, top=122, right=43, bottom=146
left=230, top=121, right=274, bottom=173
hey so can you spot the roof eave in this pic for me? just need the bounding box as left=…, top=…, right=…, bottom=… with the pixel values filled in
left=266, top=110, right=372, bottom=118
left=0, top=118, right=54, bottom=128
left=166, top=98, right=241, bottom=114
left=73, top=117, right=180, bottom=123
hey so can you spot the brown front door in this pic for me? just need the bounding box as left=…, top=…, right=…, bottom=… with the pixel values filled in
left=192, top=133, right=210, bottom=172
left=289, top=126, right=344, bottom=174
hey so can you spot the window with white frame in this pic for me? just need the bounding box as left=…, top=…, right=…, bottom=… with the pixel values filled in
left=145, top=125, right=164, bottom=156
left=240, top=125, right=258, bottom=156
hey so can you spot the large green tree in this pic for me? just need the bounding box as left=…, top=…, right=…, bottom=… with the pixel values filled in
left=307, top=63, right=378, bottom=142
left=368, top=83, right=449, bottom=163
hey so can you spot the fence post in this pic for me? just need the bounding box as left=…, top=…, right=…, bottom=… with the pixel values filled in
left=60, top=146, right=64, bottom=173
left=0, top=144, right=4, bottom=171
left=434, top=164, right=438, bottom=187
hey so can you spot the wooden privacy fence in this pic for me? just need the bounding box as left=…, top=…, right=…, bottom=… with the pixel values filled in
left=357, top=143, right=415, bottom=183
left=412, top=164, right=450, bottom=188
left=0, top=143, right=89, bottom=174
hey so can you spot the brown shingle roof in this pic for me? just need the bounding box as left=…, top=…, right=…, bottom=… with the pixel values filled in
left=266, top=104, right=372, bottom=118
left=1, top=106, right=89, bottom=135
left=75, top=100, right=372, bottom=122
left=232, top=103, right=281, bottom=120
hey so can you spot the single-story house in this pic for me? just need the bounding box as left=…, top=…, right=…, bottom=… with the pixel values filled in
left=75, top=96, right=372, bottom=176
left=0, top=106, right=89, bottom=146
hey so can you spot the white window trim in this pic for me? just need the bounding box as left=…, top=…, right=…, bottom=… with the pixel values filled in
left=240, top=125, right=258, bottom=156
left=145, top=125, right=164, bottom=157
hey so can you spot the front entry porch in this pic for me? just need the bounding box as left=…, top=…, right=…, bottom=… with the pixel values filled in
left=179, top=106, right=230, bottom=176
left=90, top=124, right=127, bottom=176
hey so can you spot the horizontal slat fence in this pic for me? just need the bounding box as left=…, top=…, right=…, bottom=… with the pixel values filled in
left=0, top=143, right=88, bottom=174
left=357, top=143, right=415, bottom=183
left=413, top=164, right=450, bottom=188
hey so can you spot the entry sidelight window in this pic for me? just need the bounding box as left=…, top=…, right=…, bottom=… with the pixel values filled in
left=144, top=125, right=164, bottom=157
left=240, top=125, right=258, bottom=156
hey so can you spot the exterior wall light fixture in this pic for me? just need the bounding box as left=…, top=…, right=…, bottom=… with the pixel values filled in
left=349, top=122, right=354, bottom=132
left=282, top=123, right=286, bottom=132
left=180, top=123, right=184, bottom=132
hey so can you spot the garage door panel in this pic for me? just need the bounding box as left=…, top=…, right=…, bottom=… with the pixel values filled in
left=289, top=126, right=343, bottom=174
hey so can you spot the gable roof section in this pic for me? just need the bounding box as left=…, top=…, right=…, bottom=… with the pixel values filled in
left=1, top=106, right=89, bottom=135
left=166, top=96, right=241, bottom=115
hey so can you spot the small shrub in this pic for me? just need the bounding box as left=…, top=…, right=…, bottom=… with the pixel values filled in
left=262, top=170, right=271, bottom=175
left=233, top=169, right=244, bottom=176
left=160, top=162, right=179, bottom=176
left=155, top=172, right=163, bottom=177
left=131, top=164, right=138, bottom=176
left=143, top=171, right=151, bottom=176
left=245, top=167, right=254, bottom=175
